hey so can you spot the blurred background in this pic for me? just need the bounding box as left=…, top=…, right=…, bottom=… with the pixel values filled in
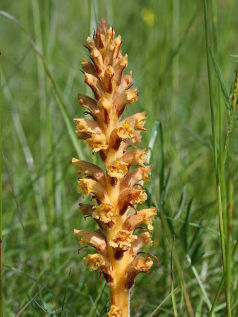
left=1, top=0, right=238, bottom=316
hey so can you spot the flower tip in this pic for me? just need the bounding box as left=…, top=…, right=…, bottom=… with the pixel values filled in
left=72, top=157, right=79, bottom=164
left=126, top=88, right=138, bottom=104
left=74, top=229, right=80, bottom=235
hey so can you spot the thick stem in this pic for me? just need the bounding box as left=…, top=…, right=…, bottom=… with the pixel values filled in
left=107, top=232, right=131, bottom=316
left=107, top=226, right=131, bottom=316
left=105, top=164, right=131, bottom=316
left=110, top=282, right=130, bottom=317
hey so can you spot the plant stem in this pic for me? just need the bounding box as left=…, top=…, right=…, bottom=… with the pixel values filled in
left=226, top=178, right=233, bottom=317
left=32, top=0, right=48, bottom=229
left=44, top=0, right=55, bottom=253
left=110, top=284, right=130, bottom=317
left=208, top=240, right=238, bottom=316
left=106, top=181, right=131, bottom=317
left=171, top=237, right=178, bottom=317
left=223, top=69, right=238, bottom=165
left=203, top=0, right=226, bottom=269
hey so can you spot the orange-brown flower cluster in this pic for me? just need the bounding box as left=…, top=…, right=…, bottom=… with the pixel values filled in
left=73, top=20, right=156, bottom=317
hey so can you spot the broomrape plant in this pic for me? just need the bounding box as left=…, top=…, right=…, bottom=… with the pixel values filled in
left=73, top=20, right=156, bottom=317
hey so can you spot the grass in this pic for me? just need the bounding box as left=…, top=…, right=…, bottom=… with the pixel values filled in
left=1, top=0, right=238, bottom=316
left=0, top=61, right=3, bottom=317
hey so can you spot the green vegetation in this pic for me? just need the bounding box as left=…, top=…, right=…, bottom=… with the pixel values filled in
left=0, top=0, right=237, bottom=316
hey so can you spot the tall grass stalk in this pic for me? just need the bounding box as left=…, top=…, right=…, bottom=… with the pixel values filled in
left=157, top=123, right=194, bottom=317
left=32, top=0, right=56, bottom=249
left=172, top=0, right=179, bottom=105
left=2, top=75, right=46, bottom=230
left=226, top=178, right=233, bottom=316
left=203, top=1, right=238, bottom=315
left=44, top=1, right=55, bottom=252
left=223, top=69, right=238, bottom=164
left=32, top=0, right=48, bottom=234
left=203, top=0, right=226, bottom=270
left=210, top=4, right=237, bottom=314
left=156, top=202, right=194, bottom=317
left=171, top=237, right=178, bottom=317
left=209, top=240, right=238, bottom=316
left=0, top=65, right=3, bottom=317
left=204, top=0, right=229, bottom=313
left=207, top=67, right=238, bottom=315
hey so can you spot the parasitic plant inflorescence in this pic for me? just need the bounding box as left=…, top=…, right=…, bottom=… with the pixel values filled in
left=73, top=20, right=156, bottom=317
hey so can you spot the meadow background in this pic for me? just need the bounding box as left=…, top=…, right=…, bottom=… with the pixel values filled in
left=1, top=0, right=238, bottom=316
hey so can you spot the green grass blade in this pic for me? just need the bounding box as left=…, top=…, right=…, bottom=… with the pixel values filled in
left=209, top=240, right=238, bottom=316
left=226, top=178, right=233, bottom=317
left=171, top=237, right=178, bottom=317
left=88, top=281, right=106, bottom=317
left=195, top=298, right=204, bottom=317
left=15, top=290, right=42, bottom=317
left=158, top=8, right=199, bottom=88
left=147, top=120, right=159, bottom=164
left=173, top=187, right=186, bottom=220
left=2, top=152, right=24, bottom=229
left=223, top=68, right=238, bottom=165
left=203, top=0, right=226, bottom=271
left=209, top=49, right=230, bottom=107
left=181, top=198, right=193, bottom=251
left=2, top=74, right=46, bottom=230
left=186, top=255, right=212, bottom=311
left=147, top=287, right=180, bottom=317
left=0, top=61, right=3, bottom=317
left=158, top=121, right=164, bottom=198
left=0, top=10, right=84, bottom=160
left=202, top=0, right=218, bottom=173
left=156, top=199, right=195, bottom=317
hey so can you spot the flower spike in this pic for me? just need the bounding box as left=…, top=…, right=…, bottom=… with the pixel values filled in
left=73, top=19, right=156, bottom=317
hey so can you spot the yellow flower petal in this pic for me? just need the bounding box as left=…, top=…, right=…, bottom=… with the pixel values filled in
left=85, top=133, right=108, bottom=152
left=106, top=159, right=128, bottom=179
left=124, top=112, right=146, bottom=131
left=109, top=230, right=137, bottom=251
left=74, top=118, right=101, bottom=134
left=117, top=121, right=135, bottom=139
left=77, top=178, right=107, bottom=201
left=120, top=148, right=148, bottom=166
left=92, top=204, right=114, bottom=223
left=84, top=253, right=105, bottom=271
left=108, top=305, right=121, bottom=317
